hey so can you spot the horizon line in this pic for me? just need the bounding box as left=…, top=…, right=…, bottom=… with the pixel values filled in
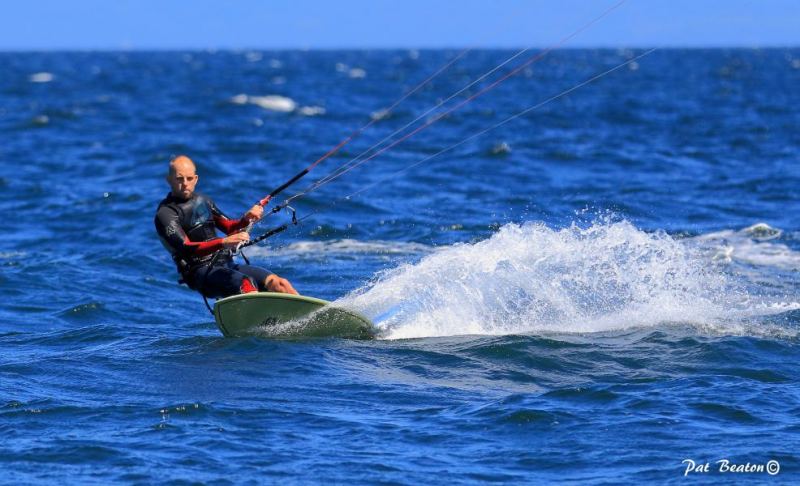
left=1, top=44, right=798, bottom=54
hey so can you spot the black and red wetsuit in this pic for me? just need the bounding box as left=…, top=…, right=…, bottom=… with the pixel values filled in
left=154, top=192, right=271, bottom=298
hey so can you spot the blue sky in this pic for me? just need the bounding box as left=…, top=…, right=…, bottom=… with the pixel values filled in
left=1, top=0, right=798, bottom=50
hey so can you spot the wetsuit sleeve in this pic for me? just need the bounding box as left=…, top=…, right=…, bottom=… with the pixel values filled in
left=155, top=206, right=225, bottom=258
left=208, top=199, right=249, bottom=234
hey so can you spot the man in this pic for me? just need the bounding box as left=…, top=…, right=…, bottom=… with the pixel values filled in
left=155, top=155, right=298, bottom=298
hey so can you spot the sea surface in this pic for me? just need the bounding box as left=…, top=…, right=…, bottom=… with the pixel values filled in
left=1, top=48, right=799, bottom=484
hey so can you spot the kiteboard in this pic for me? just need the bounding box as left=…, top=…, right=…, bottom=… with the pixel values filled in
left=213, top=292, right=375, bottom=339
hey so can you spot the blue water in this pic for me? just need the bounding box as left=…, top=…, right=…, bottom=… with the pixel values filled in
left=2, top=48, right=800, bottom=483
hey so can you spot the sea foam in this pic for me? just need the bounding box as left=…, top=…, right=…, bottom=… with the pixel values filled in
left=230, top=94, right=324, bottom=116
left=335, top=220, right=796, bottom=339
left=264, top=239, right=431, bottom=257
left=247, top=95, right=297, bottom=112
left=29, top=72, right=54, bottom=83
left=692, top=223, right=800, bottom=270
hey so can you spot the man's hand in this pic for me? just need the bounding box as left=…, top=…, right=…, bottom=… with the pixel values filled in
left=244, top=204, right=264, bottom=223
left=222, top=231, right=250, bottom=248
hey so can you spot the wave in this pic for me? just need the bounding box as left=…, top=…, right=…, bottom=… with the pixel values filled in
left=29, top=72, right=54, bottom=83
left=248, top=239, right=432, bottom=258
left=230, top=94, right=324, bottom=116
left=0, top=251, right=25, bottom=259
left=691, top=222, right=800, bottom=271
left=244, top=51, right=262, bottom=63
left=348, top=68, right=367, bottom=79
left=297, top=106, right=326, bottom=116
left=231, top=94, right=296, bottom=112
left=334, top=220, right=799, bottom=340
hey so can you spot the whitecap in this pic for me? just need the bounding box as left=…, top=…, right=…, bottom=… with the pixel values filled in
left=248, top=95, right=297, bottom=112
left=29, top=72, right=54, bottom=83
left=249, top=239, right=431, bottom=258
left=691, top=223, right=799, bottom=271
left=0, top=251, right=25, bottom=259
left=298, top=106, right=325, bottom=116
left=349, top=68, right=366, bottom=79
left=370, top=109, right=390, bottom=121
left=230, top=94, right=249, bottom=105
left=230, top=94, right=297, bottom=113
left=245, top=51, right=263, bottom=63
left=491, top=142, right=511, bottom=155
left=742, top=222, right=782, bottom=240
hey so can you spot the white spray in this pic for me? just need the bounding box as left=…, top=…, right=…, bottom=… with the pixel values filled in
left=336, top=220, right=796, bottom=340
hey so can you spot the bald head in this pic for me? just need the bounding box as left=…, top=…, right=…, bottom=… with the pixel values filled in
left=169, top=155, right=196, bottom=177
left=166, top=155, right=199, bottom=199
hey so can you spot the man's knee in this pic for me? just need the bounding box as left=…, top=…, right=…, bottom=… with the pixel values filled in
left=264, top=274, right=295, bottom=294
left=264, top=274, right=283, bottom=289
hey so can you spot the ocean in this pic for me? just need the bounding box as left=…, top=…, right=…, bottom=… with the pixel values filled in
left=1, top=48, right=799, bottom=483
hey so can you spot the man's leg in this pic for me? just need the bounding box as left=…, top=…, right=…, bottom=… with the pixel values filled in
left=195, top=265, right=258, bottom=298
left=237, top=264, right=299, bottom=295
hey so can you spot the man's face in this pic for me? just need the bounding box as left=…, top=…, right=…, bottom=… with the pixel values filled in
left=167, top=162, right=199, bottom=199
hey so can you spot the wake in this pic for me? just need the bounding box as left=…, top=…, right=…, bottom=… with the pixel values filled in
left=335, top=219, right=800, bottom=340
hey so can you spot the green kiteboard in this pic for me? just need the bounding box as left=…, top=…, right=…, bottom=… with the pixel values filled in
left=213, top=292, right=375, bottom=339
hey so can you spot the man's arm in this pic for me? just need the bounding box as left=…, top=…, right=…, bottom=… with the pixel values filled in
left=155, top=206, right=225, bottom=258
left=210, top=201, right=263, bottom=235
